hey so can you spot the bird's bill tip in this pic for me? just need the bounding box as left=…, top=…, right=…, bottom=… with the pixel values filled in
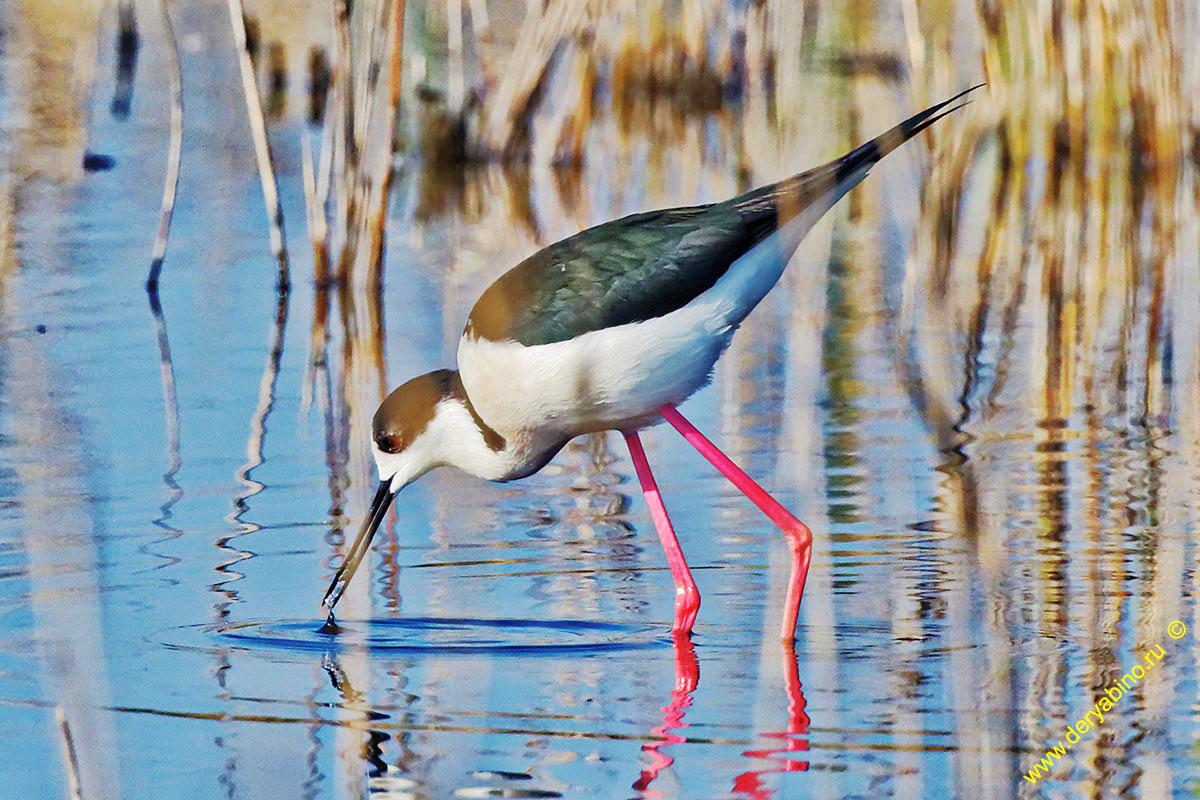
left=320, top=479, right=398, bottom=612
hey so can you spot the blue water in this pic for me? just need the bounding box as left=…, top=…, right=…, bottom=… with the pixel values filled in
left=3, top=3, right=1200, bottom=799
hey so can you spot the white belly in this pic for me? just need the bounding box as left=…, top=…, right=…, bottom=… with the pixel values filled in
left=458, top=299, right=732, bottom=440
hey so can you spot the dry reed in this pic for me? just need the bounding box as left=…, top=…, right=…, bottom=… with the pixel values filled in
left=145, top=0, right=182, bottom=291
left=227, top=0, right=291, bottom=292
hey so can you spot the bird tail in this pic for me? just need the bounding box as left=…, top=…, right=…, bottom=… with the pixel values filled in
left=733, top=84, right=984, bottom=234
left=702, top=86, right=982, bottom=332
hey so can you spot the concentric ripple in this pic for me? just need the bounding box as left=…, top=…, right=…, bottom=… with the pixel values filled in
left=156, top=617, right=666, bottom=656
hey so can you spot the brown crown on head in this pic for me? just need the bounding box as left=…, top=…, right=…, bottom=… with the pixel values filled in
left=372, top=370, right=458, bottom=454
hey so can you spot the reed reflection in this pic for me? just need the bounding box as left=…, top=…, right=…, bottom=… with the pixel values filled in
left=216, top=288, right=290, bottom=617
left=32, top=0, right=1194, bottom=795
left=142, top=288, right=183, bottom=575
left=110, top=1, right=139, bottom=119
left=142, top=0, right=183, bottom=575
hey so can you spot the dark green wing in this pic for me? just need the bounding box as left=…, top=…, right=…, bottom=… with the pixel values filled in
left=465, top=86, right=983, bottom=347
left=465, top=203, right=774, bottom=346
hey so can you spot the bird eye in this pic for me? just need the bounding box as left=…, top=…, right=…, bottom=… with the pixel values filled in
left=375, top=433, right=401, bottom=454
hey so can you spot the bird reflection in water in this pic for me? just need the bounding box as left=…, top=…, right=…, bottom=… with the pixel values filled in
left=731, top=640, right=810, bottom=796
left=320, top=654, right=395, bottom=786
left=632, top=637, right=810, bottom=798
left=631, top=633, right=699, bottom=798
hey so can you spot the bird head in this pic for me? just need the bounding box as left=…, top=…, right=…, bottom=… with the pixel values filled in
left=371, top=369, right=461, bottom=492
left=322, top=369, right=462, bottom=611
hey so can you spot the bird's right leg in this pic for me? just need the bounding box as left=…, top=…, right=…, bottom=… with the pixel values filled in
left=623, top=430, right=700, bottom=635
left=658, top=404, right=812, bottom=642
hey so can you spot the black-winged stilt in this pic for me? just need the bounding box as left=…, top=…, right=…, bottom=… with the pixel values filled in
left=323, top=86, right=981, bottom=639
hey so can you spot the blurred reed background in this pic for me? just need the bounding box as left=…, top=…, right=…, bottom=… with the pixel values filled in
left=2, top=0, right=1200, bottom=796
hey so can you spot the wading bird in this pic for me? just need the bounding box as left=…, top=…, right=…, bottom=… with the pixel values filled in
left=322, top=87, right=981, bottom=639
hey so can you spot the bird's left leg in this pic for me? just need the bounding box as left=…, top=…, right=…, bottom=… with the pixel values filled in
left=659, top=403, right=812, bottom=641
left=623, top=430, right=701, bottom=635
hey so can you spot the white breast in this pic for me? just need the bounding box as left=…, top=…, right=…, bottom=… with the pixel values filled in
left=459, top=298, right=729, bottom=440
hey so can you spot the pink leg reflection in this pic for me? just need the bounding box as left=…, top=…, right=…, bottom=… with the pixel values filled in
left=732, top=640, right=810, bottom=796
left=659, top=404, right=813, bottom=641
left=632, top=632, right=700, bottom=797
left=624, top=430, right=700, bottom=635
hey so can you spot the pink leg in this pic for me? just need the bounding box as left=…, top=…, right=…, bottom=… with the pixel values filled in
left=659, top=404, right=812, bottom=641
left=624, top=431, right=701, bottom=636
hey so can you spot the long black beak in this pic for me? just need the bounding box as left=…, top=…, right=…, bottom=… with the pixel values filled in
left=322, top=479, right=395, bottom=611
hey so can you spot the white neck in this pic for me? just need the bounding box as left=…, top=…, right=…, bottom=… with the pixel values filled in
left=427, top=398, right=518, bottom=480
left=374, top=397, right=529, bottom=488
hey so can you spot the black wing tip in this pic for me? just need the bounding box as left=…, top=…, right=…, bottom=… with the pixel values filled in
left=903, top=82, right=986, bottom=135
left=746, top=84, right=988, bottom=205
left=843, top=83, right=987, bottom=175
left=727, top=84, right=986, bottom=239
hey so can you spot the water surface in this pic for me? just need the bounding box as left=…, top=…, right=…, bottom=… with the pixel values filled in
left=2, top=2, right=1200, bottom=798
